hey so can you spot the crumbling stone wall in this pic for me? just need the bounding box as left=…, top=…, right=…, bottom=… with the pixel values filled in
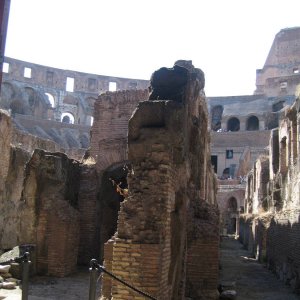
left=90, top=89, right=149, bottom=171
left=0, top=108, right=84, bottom=276
left=21, top=149, right=81, bottom=276
left=255, top=27, right=300, bottom=97
left=240, top=94, right=300, bottom=292
left=102, top=61, right=219, bottom=300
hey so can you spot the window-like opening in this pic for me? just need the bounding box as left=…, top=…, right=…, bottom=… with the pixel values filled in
left=109, top=81, right=117, bottom=91
left=90, top=116, right=94, bottom=126
left=211, top=105, right=223, bottom=131
left=227, top=117, right=240, bottom=131
left=228, top=197, right=237, bottom=212
left=226, top=150, right=233, bottom=159
left=88, top=78, right=96, bottom=90
left=211, top=155, right=218, bottom=173
left=61, top=112, right=75, bottom=124
left=246, top=116, right=259, bottom=131
left=24, top=67, right=32, bottom=78
left=66, top=77, right=74, bottom=92
left=46, top=71, right=54, bottom=85
left=280, top=81, right=287, bottom=90
left=2, top=62, right=9, bottom=73
left=45, top=93, right=55, bottom=108
left=293, top=68, right=299, bottom=74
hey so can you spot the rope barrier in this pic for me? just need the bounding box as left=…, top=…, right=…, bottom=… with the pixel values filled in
left=92, top=261, right=157, bottom=300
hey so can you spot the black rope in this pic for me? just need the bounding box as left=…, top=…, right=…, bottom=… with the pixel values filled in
left=96, top=263, right=157, bottom=300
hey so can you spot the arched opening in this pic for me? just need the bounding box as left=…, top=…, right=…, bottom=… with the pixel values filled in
left=98, top=163, right=129, bottom=260
left=246, top=116, right=259, bottom=131
left=61, top=112, right=75, bottom=124
left=45, top=93, right=55, bottom=108
left=10, top=100, right=26, bottom=115
left=226, top=197, right=238, bottom=234
left=211, top=105, right=223, bottom=131
left=227, top=117, right=240, bottom=131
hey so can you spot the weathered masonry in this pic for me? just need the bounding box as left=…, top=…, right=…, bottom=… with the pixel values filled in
left=208, top=27, right=300, bottom=235
left=239, top=91, right=300, bottom=292
left=102, top=61, right=219, bottom=300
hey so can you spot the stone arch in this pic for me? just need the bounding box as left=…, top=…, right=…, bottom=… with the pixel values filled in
left=1, top=81, right=16, bottom=100
left=246, top=115, right=259, bottom=131
left=61, top=112, right=75, bottom=124
left=227, top=117, right=240, bottom=131
left=211, top=105, right=223, bottom=131
left=96, top=139, right=127, bottom=171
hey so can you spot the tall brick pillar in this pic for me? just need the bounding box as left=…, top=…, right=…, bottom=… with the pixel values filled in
left=102, top=61, right=219, bottom=300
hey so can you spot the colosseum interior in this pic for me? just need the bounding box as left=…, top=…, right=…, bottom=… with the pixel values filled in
left=1, top=1, right=300, bottom=299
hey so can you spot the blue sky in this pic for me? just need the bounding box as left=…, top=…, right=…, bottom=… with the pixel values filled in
left=4, top=0, right=300, bottom=96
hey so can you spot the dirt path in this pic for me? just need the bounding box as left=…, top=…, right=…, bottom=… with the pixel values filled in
left=220, top=236, right=300, bottom=300
left=0, top=267, right=102, bottom=300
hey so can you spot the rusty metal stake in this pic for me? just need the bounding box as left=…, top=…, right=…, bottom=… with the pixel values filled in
left=21, top=252, right=31, bottom=300
left=89, top=259, right=98, bottom=300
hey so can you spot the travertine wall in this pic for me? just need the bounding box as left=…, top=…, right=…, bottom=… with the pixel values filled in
left=1, top=57, right=149, bottom=126
left=255, top=27, right=300, bottom=97
left=102, top=61, right=219, bottom=300
left=240, top=95, right=300, bottom=292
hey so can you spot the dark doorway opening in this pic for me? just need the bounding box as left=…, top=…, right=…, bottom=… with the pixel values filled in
left=211, top=155, right=218, bottom=173
left=99, top=163, right=129, bottom=260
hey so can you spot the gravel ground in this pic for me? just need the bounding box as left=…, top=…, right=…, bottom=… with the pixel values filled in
left=0, top=267, right=101, bottom=300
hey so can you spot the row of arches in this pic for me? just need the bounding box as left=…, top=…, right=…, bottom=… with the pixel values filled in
left=227, top=115, right=259, bottom=132
left=213, top=115, right=259, bottom=132
left=211, top=105, right=260, bottom=132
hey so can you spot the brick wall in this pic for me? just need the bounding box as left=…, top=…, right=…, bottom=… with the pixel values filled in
left=240, top=95, right=300, bottom=292
left=77, top=165, right=100, bottom=265
left=90, top=89, right=148, bottom=172
left=102, top=62, right=219, bottom=299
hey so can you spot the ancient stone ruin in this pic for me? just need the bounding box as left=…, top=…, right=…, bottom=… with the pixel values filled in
left=102, top=61, right=219, bottom=299
left=0, top=61, right=219, bottom=299
left=239, top=92, right=300, bottom=291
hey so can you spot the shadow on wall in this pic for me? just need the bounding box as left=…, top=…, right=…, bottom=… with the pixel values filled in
left=239, top=214, right=300, bottom=293
left=98, top=162, right=129, bottom=261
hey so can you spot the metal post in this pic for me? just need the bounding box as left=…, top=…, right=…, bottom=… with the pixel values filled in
left=88, top=259, right=98, bottom=300
left=21, top=252, right=31, bottom=300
